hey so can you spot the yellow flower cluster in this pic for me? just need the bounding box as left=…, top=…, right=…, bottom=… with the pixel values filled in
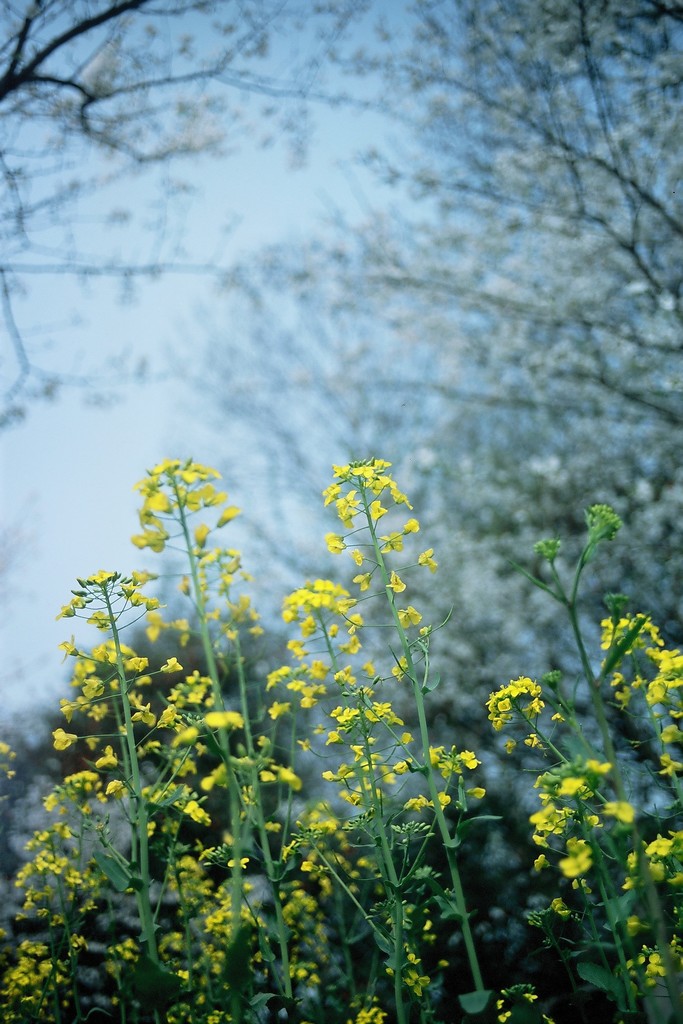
left=486, top=677, right=545, bottom=732
left=131, top=458, right=239, bottom=552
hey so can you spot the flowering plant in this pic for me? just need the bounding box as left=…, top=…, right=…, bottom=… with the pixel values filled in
left=0, top=459, right=680, bottom=1024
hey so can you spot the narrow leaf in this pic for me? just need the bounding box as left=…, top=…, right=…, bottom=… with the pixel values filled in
left=93, top=850, right=131, bottom=892
left=458, top=989, right=496, bottom=1016
left=576, top=960, right=620, bottom=998
left=602, top=615, right=648, bottom=677
left=131, top=954, right=183, bottom=1008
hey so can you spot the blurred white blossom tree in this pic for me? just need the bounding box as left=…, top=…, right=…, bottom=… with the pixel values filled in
left=203, top=0, right=682, bottom=701
left=0, top=0, right=367, bottom=427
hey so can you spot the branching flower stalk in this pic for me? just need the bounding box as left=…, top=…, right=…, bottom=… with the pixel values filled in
left=511, top=513, right=683, bottom=1024
left=102, top=587, right=160, bottom=975
left=231, top=629, right=295, bottom=1005
left=313, top=607, right=411, bottom=1024
left=361, top=480, right=486, bottom=997
left=4, top=458, right=680, bottom=1024
left=170, top=477, right=246, bottom=958
left=315, top=459, right=489, bottom=1019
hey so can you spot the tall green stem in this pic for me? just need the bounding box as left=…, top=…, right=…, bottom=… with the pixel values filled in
left=104, top=589, right=159, bottom=970
left=233, top=633, right=294, bottom=1003
left=174, top=495, right=246, bottom=1021
left=363, top=492, right=485, bottom=995
left=554, top=558, right=682, bottom=1024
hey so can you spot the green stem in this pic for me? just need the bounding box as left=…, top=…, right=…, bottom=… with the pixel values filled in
left=174, top=494, right=248, bottom=1021
left=233, top=633, right=294, bottom=1002
left=318, top=612, right=409, bottom=1022
left=561, top=559, right=683, bottom=1024
left=579, top=816, right=637, bottom=1013
left=104, top=588, right=159, bottom=971
left=364, top=497, right=485, bottom=995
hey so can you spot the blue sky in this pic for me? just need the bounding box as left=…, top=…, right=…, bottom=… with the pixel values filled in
left=0, top=12, right=397, bottom=721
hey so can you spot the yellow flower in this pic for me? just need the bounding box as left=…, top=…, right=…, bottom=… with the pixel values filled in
left=268, top=701, right=291, bottom=720
left=217, top=505, right=240, bottom=526
left=205, top=711, right=244, bottom=730
left=353, top=572, right=373, bottom=591
left=387, top=571, right=406, bottom=593
left=276, top=766, right=302, bottom=790
left=184, top=799, right=211, bottom=826
left=325, top=532, right=346, bottom=554
left=661, top=724, right=683, bottom=744
left=559, top=838, right=593, bottom=879
left=626, top=915, right=649, bottom=937
left=550, top=898, right=571, bottom=919
left=603, top=800, right=635, bottom=824
left=558, top=777, right=586, bottom=797
left=160, top=657, right=183, bottom=673
left=193, top=523, right=211, bottom=548
left=157, top=706, right=178, bottom=729
left=398, top=605, right=422, bottom=628
left=131, top=703, right=156, bottom=727
left=645, top=835, right=673, bottom=858
left=106, top=780, right=125, bottom=799
left=53, top=728, right=78, bottom=751
left=659, top=753, right=683, bottom=776
left=125, top=656, right=149, bottom=673
left=95, top=745, right=118, bottom=770
left=368, top=499, right=388, bottom=520
left=172, top=726, right=199, bottom=747
left=379, top=531, right=404, bottom=552
left=417, top=548, right=437, bottom=572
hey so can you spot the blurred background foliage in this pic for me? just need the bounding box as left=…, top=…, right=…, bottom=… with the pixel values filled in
left=1, top=1, right=681, bottom=1018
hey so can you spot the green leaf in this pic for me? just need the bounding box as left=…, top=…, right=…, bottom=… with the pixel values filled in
left=131, top=954, right=184, bottom=1008
left=508, top=560, right=559, bottom=600
left=576, top=961, right=620, bottom=999
left=202, top=729, right=225, bottom=760
left=434, top=893, right=464, bottom=921
left=249, top=992, right=281, bottom=1010
left=602, top=614, right=648, bottom=676
left=458, top=989, right=496, bottom=1020
left=602, top=891, right=636, bottom=925
left=372, top=930, right=393, bottom=955
left=506, top=1002, right=548, bottom=1024
left=456, top=815, right=503, bottom=838
left=93, top=850, right=131, bottom=892
left=422, top=673, right=441, bottom=693
left=222, top=925, right=253, bottom=992
left=153, top=785, right=187, bottom=808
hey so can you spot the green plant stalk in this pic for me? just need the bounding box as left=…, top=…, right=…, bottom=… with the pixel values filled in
left=233, top=633, right=294, bottom=1003
left=318, top=615, right=409, bottom=1024
left=360, top=722, right=410, bottom=1024
left=551, top=556, right=682, bottom=1023
left=27, top=875, right=66, bottom=1024
left=318, top=615, right=403, bottom=897
left=174, top=494, right=246, bottom=969
left=103, top=585, right=159, bottom=971
left=314, top=834, right=407, bottom=1022
left=331, top=880, right=359, bottom=1002
left=364, top=498, right=485, bottom=995
left=577, top=816, right=637, bottom=1013
left=311, top=840, right=388, bottom=944
left=543, top=917, right=581, bottom=996
left=53, top=868, right=85, bottom=1022
left=102, top=888, right=128, bottom=1024
left=644, top=698, right=683, bottom=809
